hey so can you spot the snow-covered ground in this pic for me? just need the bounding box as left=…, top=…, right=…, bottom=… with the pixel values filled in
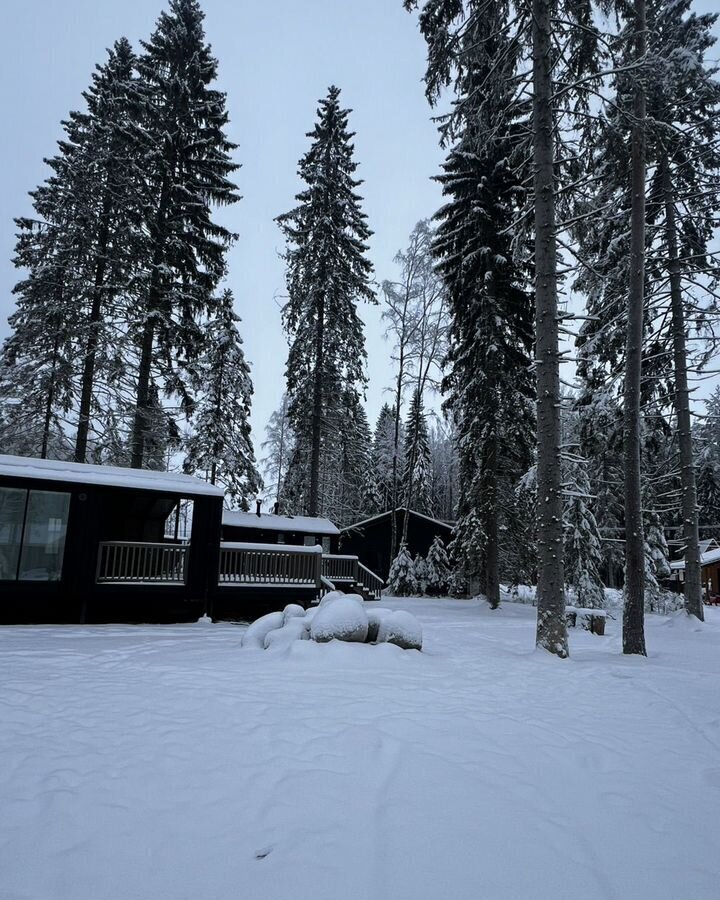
left=2, top=598, right=719, bottom=900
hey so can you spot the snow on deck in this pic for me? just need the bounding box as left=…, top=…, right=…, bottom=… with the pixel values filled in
left=223, top=509, right=340, bottom=535
left=2, top=599, right=719, bottom=900
left=0, top=453, right=225, bottom=496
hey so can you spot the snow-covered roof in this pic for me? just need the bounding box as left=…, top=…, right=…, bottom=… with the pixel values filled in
left=222, top=510, right=340, bottom=536
left=341, top=507, right=455, bottom=533
left=0, top=454, right=225, bottom=497
left=670, top=546, right=720, bottom=570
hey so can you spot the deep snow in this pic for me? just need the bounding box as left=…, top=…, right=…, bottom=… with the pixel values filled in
left=1, top=597, right=719, bottom=900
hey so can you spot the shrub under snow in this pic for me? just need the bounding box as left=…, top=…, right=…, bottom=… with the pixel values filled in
left=386, top=543, right=418, bottom=596
left=241, top=594, right=423, bottom=651
left=310, top=596, right=369, bottom=643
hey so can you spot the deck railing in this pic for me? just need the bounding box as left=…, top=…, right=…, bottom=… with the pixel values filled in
left=322, top=554, right=384, bottom=599
left=96, top=541, right=188, bottom=584
left=219, top=542, right=322, bottom=588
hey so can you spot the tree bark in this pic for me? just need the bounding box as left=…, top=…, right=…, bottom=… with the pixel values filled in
left=75, top=193, right=112, bottom=463
left=307, top=291, right=325, bottom=516
left=532, top=0, right=568, bottom=657
left=661, top=156, right=704, bottom=621
left=623, top=0, right=648, bottom=655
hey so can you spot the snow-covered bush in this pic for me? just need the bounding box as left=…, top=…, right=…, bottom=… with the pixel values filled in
left=425, top=536, right=450, bottom=596
left=242, top=594, right=422, bottom=650
left=386, top=544, right=418, bottom=596
left=242, top=610, right=284, bottom=648
left=414, top=553, right=428, bottom=595
left=310, top=596, right=369, bottom=643
left=264, top=616, right=309, bottom=649
left=376, top=610, right=423, bottom=650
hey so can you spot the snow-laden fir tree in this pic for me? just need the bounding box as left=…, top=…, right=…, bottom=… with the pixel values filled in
left=414, top=553, right=428, bottom=595
left=426, top=8, right=534, bottom=610
left=425, top=535, right=451, bottom=597
left=130, top=0, right=239, bottom=468
left=370, top=404, right=398, bottom=514
left=643, top=504, right=673, bottom=614
left=277, top=86, right=375, bottom=517
left=402, top=388, right=432, bottom=517
left=183, top=291, right=261, bottom=508
left=0, top=38, right=144, bottom=463
left=563, top=459, right=605, bottom=610
left=386, top=543, right=418, bottom=597
left=696, top=388, right=720, bottom=534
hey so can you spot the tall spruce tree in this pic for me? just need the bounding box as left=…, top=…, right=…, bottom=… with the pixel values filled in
left=424, top=7, right=535, bottom=609
left=130, top=0, right=239, bottom=469
left=370, top=404, right=398, bottom=513
left=402, top=388, right=432, bottom=518
left=277, top=86, right=375, bottom=517
left=183, top=291, right=261, bottom=507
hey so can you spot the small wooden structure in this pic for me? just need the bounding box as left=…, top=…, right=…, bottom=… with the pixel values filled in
left=669, top=539, right=720, bottom=603
left=222, top=508, right=341, bottom=553
left=340, top=508, right=454, bottom=580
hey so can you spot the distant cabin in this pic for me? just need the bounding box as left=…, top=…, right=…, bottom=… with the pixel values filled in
left=669, top=538, right=720, bottom=601
left=341, top=508, right=454, bottom=580
left=0, top=453, right=223, bottom=624
left=222, top=508, right=340, bottom=554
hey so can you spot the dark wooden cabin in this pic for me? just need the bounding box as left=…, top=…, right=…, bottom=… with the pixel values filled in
left=0, top=454, right=223, bottom=624
left=222, top=508, right=341, bottom=553
left=668, top=539, right=720, bottom=603
left=340, top=508, right=454, bottom=580
left=0, top=455, right=386, bottom=625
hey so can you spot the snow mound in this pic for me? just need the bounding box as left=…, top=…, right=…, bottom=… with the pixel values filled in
left=366, top=607, right=392, bottom=643
left=264, top=616, right=309, bottom=650
left=310, top=596, right=369, bottom=643
left=376, top=610, right=423, bottom=650
left=282, top=603, right=306, bottom=624
left=242, top=611, right=284, bottom=648
left=195, top=614, right=213, bottom=625
left=662, top=610, right=705, bottom=632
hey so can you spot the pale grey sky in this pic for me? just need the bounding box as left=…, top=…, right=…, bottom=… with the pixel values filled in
left=0, top=0, right=445, bottom=451
left=1, top=1, right=718, bottom=462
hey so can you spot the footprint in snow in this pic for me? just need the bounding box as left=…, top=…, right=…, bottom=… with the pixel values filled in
left=254, top=847, right=272, bottom=860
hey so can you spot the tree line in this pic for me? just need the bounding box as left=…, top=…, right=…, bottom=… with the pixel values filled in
left=2, top=0, right=720, bottom=657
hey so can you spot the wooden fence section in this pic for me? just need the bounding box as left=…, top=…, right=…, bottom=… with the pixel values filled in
left=96, top=541, right=188, bottom=584
left=219, top=542, right=322, bottom=588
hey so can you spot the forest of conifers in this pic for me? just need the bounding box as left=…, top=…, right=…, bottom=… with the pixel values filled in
left=1, top=0, right=719, bottom=656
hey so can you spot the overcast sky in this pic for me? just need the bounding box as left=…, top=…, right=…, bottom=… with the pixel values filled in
left=1, top=1, right=718, bottom=461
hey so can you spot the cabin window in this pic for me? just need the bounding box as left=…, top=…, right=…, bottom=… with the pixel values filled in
left=304, top=535, right=316, bottom=547
left=322, top=537, right=331, bottom=554
left=0, top=487, right=26, bottom=580
left=277, top=533, right=286, bottom=544
left=0, top=488, right=70, bottom=581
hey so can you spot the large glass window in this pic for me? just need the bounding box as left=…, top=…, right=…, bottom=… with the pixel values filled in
left=0, top=487, right=26, bottom=580
left=0, top=487, right=70, bottom=582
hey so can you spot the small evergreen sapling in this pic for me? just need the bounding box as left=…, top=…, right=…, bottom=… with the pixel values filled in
left=414, top=553, right=428, bottom=595
left=425, top=535, right=451, bottom=596
left=387, top=544, right=419, bottom=597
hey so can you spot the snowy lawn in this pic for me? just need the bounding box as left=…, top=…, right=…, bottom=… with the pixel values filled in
left=2, top=598, right=719, bottom=900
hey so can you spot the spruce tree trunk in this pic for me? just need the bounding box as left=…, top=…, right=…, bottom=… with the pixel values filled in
left=623, top=0, right=648, bottom=655
left=130, top=317, right=156, bottom=469
left=41, top=332, right=61, bottom=461
left=661, top=157, right=704, bottom=621
left=75, top=196, right=112, bottom=463
left=485, top=440, right=500, bottom=609
left=532, top=0, right=568, bottom=657
left=308, top=292, right=325, bottom=516
left=130, top=182, right=169, bottom=470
